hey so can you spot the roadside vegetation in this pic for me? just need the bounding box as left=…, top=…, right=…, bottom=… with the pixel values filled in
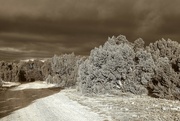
left=0, top=35, right=179, bottom=101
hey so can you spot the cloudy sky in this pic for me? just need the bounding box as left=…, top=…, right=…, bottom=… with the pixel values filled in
left=0, top=0, right=179, bottom=60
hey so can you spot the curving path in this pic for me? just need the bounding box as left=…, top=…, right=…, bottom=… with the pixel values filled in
left=0, top=82, right=102, bottom=121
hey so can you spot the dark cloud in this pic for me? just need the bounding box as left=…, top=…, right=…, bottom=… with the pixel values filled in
left=0, top=0, right=179, bottom=60
left=133, top=0, right=180, bottom=42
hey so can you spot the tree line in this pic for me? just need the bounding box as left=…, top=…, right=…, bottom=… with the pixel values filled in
left=0, top=35, right=180, bottom=100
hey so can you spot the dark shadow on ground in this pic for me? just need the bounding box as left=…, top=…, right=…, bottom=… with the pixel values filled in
left=0, top=87, right=61, bottom=119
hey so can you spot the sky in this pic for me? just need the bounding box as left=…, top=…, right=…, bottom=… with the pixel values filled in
left=0, top=0, right=179, bottom=61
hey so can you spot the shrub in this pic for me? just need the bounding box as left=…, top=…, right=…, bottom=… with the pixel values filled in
left=146, top=39, right=180, bottom=100
left=146, top=39, right=180, bottom=66
left=41, top=59, right=52, bottom=80
left=78, top=35, right=155, bottom=95
left=18, top=60, right=44, bottom=82
left=47, top=53, right=80, bottom=88
left=0, top=61, right=19, bottom=82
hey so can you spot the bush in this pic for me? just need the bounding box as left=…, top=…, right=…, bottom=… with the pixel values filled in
left=47, top=53, right=81, bottom=88
left=78, top=35, right=155, bottom=95
left=146, top=39, right=180, bottom=66
left=78, top=36, right=180, bottom=100
left=146, top=39, right=180, bottom=100
left=18, top=60, right=44, bottom=82
left=41, top=59, right=53, bottom=80
left=0, top=61, right=19, bottom=82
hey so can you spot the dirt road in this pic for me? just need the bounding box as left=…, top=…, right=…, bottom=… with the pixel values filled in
left=0, top=82, right=102, bottom=121
left=1, top=81, right=180, bottom=121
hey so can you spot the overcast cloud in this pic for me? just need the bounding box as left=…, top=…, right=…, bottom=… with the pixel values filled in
left=0, top=0, right=179, bottom=60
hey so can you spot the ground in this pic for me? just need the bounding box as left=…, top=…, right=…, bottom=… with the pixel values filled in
left=0, top=81, right=180, bottom=121
left=67, top=90, right=180, bottom=121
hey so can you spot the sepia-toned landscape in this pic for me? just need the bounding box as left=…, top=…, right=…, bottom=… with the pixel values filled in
left=0, top=0, right=180, bottom=121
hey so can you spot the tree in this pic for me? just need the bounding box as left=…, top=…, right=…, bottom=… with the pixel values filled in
left=0, top=78, right=3, bottom=87
left=148, top=57, right=180, bottom=100
left=41, top=59, right=52, bottom=80
left=146, top=39, right=180, bottom=100
left=146, top=39, right=180, bottom=65
left=18, top=60, right=44, bottom=82
left=48, top=53, right=80, bottom=87
left=0, top=61, right=19, bottom=82
left=78, top=35, right=155, bottom=95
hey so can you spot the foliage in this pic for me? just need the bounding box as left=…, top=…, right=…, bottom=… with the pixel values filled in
left=46, top=53, right=82, bottom=88
left=78, top=35, right=155, bottom=95
left=147, top=39, right=180, bottom=100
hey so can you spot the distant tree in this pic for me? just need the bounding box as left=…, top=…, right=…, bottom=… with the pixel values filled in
left=48, top=53, right=81, bottom=87
left=41, top=59, right=52, bottom=80
left=18, top=60, right=44, bottom=82
left=0, top=61, right=19, bottom=82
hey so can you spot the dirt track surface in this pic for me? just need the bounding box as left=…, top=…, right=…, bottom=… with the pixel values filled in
left=0, top=82, right=102, bottom=121
left=0, top=87, right=60, bottom=119
left=0, top=82, right=180, bottom=121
